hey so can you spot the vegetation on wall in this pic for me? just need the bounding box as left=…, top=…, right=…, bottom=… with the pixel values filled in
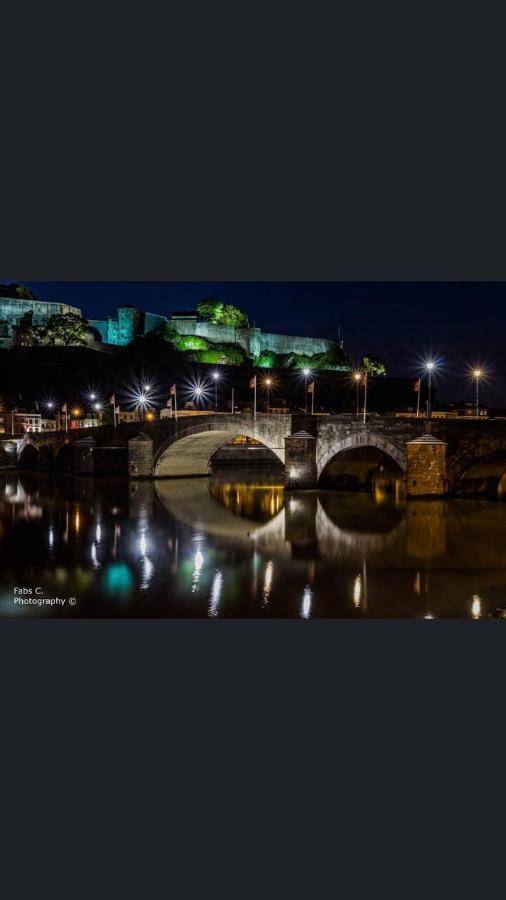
left=196, top=299, right=249, bottom=328
left=254, top=343, right=352, bottom=372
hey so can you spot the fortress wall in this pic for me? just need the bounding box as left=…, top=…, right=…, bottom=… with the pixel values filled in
left=259, top=331, right=333, bottom=356
left=0, top=297, right=82, bottom=325
left=145, top=312, right=168, bottom=333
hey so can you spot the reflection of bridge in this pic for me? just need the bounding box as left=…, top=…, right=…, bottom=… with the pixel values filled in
left=7, top=412, right=506, bottom=494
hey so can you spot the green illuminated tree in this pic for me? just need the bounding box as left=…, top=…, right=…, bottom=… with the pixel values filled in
left=220, top=304, right=249, bottom=327
left=42, top=313, right=90, bottom=346
left=196, top=299, right=224, bottom=322
left=363, top=353, right=387, bottom=375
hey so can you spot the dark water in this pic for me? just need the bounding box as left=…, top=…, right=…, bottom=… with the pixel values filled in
left=1, top=468, right=506, bottom=618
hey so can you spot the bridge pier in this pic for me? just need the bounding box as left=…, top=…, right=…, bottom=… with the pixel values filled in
left=284, top=431, right=317, bottom=489
left=406, top=435, right=447, bottom=497
left=73, top=436, right=95, bottom=476
left=128, top=434, right=154, bottom=479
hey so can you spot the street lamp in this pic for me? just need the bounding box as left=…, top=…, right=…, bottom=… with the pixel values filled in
left=425, top=361, right=435, bottom=418
left=353, top=372, right=361, bottom=416
left=194, top=386, right=203, bottom=410
left=473, top=368, right=482, bottom=418
left=303, top=368, right=310, bottom=414
left=212, top=371, right=220, bottom=413
left=93, top=402, right=102, bottom=425
left=264, top=377, right=272, bottom=413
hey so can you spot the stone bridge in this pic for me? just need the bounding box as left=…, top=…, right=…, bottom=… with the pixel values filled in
left=6, top=412, right=506, bottom=496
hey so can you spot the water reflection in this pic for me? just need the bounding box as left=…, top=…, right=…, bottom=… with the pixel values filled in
left=1, top=469, right=506, bottom=617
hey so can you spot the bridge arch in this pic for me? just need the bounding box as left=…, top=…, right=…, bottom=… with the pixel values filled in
left=154, top=422, right=285, bottom=478
left=18, top=442, right=38, bottom=469
left=317, top=431, right=407, bottom=482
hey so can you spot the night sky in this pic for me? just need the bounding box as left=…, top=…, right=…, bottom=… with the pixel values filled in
left=18, top=281, right=504, bottom=405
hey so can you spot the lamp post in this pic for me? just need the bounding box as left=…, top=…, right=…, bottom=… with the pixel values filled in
left=194, top=386, right=203, bottom=410
left=425, top=362, right=435, bottom=419
left=93, top=402, right=102, bottom=425
left=264, top=377, right=272, bottom=413
left=212, top=372, right=219, bottom=414
left=354, top=372, right=361, bottom=416
left=473, top=369, right=482, bottom=418
left=303, top=368, right=310, bottom=414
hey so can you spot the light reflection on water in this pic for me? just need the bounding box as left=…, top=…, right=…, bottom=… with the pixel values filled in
left=1, top=469, right=506, bottom=618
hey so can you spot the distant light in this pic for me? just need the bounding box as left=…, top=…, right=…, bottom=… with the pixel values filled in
left=145, top=411, right=155, bottom=421
left=301, top=585, right=312, bottom=619
left=138, top=393, right=147, bottom=404
left=471, top=594, right=482, bottom=619
left=143, top=384, right=151, bottom=393
left=303, top=368, right=310, bottom=376
left=209, top=570, right=223, bottom=618
left=473, top=368, right=482, bottom=379
left=423, top=613, right=435, bottom=620
left=90, top=393, right=96, bottom=401
left=47, top=401, right=54, bottom=409
left=72, top=408, right=81, bottom=417
left=194, top=387, right=203, bottom=397
left=139, top=534, right=147, bottom=556
left=212, top=372, right=220, bottom=381
left=425, top=361, right=435, bottom=371
left=94, top=403, right=101, bottom=411
left=353, top=574, right=362, bottom=607
left=265, top=378, right=272, bottom=386
left=353, top=371, right=361, bottom=382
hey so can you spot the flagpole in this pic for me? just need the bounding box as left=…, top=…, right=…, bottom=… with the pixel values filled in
left=231, top=387, right=235, bottom=416
left=254, top=379, right=257, bottom=421
left=311, top=383, right=314, bottom=415
left=363, top=374, right=367, bottom=425
left=174, top=386, right=178, bottom=422
left=416, top=383, right=420, bottom=418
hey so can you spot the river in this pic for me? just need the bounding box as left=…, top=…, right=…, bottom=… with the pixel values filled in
left=1, top=468, right=505, bottom=617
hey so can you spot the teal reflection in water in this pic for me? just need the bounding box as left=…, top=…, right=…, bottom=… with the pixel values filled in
left=101, top=562, right=134, bottom=599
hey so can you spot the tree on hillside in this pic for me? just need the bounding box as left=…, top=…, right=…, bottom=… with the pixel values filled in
left=196, top=299, right=249, bottom=328
left=363, top=353, right=387, bottom=375
left=0, top=283, right=39, bottom=301
left=220, top=304, right=249, bottom=327
left=41, top=313, right=90, bottom=346
left=196, top=299, right=224, bottom=322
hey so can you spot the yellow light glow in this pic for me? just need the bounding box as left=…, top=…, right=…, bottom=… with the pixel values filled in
left=72, top=408, right=81, bottom=417
left=473, top=369, right=482, bottom=379
left=145, top=412, right=155, bottom=421
left=471, top=594, right=482, bottom=619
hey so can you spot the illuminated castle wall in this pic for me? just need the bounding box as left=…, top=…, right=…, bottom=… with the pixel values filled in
left=89, top=304, right=167, bottom=346
left=0, top=296, right=82, bottom=347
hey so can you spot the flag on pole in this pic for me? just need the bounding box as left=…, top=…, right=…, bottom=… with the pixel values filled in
left=249, top=376, right=257, bottom=389
left=414, top=378, right=421, bottom=393
left=170, top=384, right=176, bottom=396
left=307, top=381, right=315, bottom=394
left=166, top=398, right=172, bottom=409
left=115, top=406, right=120, bottom=415
left=109, top=394, right=115, bottom=405
left=62, top=403, right=67, bottom=412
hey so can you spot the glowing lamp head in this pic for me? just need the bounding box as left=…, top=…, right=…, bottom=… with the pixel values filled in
left=354, top=372, right=361, bottom=382
left=94, top=403, right=101, bottom=411
left=212, top=372, right=220, bottom=381
left=473, top=368, right=482, bottom=379
left=425, top=361, right=435, bottom=372
left=195, top=387, right=203, bottom=397
left=47, top=401, right=54, bottom=409
left=72, top=408, right=81, bottom=417
left=303, top=368, right=310, bottom=376
left=145, top=411, right=154, bottom=421
left=265, top=378, right=272, bottom=386
left=90, top=393, right=96, bottom=401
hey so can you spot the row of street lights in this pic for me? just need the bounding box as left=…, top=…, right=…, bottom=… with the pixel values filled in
left=37, top=363, right=487, bottom=429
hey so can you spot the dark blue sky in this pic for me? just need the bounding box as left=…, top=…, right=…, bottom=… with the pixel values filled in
left=17, top=281, right=504, bottom=404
